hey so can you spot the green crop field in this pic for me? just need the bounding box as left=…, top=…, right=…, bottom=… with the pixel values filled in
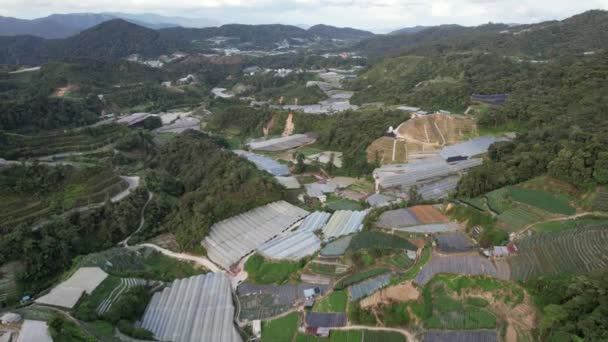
left=348, top=231, right=416, bottom=251
left=486, top=188, right=512, bottom=214
left=245, top=254, right=303, bottom=284
left=0, top=261, right=22, bottom=305
left=508, top=187, right=575, bottom=215
left=497, top=206, right=547, bottom=232
left=460, top=197, right=486, bottom=211
left=532, top=216, right=608, bottom=233
left=590, top=187, right=608, bottom=212
left=509, top=226, right=608, bottom=280
left=262, top=312, right=299, bottom=342
left=335, top=268, right=389, bottom=290
left=313, top=290, right=348, bottom=313
left=387, top=253, right=414, bottom=269
left=326, top=194, right=364, bottom=211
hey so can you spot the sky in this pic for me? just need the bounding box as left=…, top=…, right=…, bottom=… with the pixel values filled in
left=1, top=0, right=607, bottom=32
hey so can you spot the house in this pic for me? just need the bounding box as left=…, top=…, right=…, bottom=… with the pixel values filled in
left=303, top=287, right=321, bottom=298
left=304, top=297, right=315, bottom=308
left=316, top=327, right=330, bottom=337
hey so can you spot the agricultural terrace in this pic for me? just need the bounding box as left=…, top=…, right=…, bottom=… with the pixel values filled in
left=296, top=330, right=406, bottom=342
left=261, top=312, right=300, bottom=342
left=531, top=216, right=608, bottom=233
left=0, top=123, right=126, bottom=159
left=347, top=231, right=417, bottom=252
left=244, top=254, right=304, bottom=284
left=73, top=247, right=206, bottom=281
left=508, top=226, right=608, bottom=280
left=415, top=253, right=510, bottom=286
left=335, top=268, right=389, bottom=290
left=423, top=330, right=498, bottom=342
left=0, top=165, right=129, bottom=229
left=590, top=186, right=608, bottom=211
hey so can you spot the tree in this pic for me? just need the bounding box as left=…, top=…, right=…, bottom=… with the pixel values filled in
left=593, top=152, right=608, bottom=184
left=408, top=186, right=422, bottom=206
left=294, top=152, right=306, bottom=173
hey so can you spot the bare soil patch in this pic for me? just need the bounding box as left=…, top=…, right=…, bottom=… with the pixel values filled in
left=409, top=205, right=449, bottom=224
left=360, top=281, right=420, bottom=308
left=52, top=84, right=77, bottom=97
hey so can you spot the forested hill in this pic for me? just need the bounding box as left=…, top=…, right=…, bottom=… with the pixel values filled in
left=356, top=10, right=608, bottom=58
left=0, top=20, right=374, bottom=65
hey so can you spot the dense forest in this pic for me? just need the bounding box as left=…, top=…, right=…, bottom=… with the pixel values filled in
left=143, top=131, right=284, bottom=251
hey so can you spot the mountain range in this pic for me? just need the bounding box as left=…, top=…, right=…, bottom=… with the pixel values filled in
left=0, top=12, right=220, bottom=39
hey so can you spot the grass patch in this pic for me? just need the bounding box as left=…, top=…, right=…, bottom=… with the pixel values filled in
left=297, top=330, right=406, bottom=342
left=313, top=290, right=348, bottom=313
left=461, top=197, right=486, bottom=211
left=387, top=253, right=414, bottom=269
left=486, top=188, right=512, bottom=214
left=335, top=268, right=389, bottom=290
left=245, top=254, right=303, bottom=284
left=262, top=312, right=299, bottom=342
left=509, top=187, right=575, bottom=215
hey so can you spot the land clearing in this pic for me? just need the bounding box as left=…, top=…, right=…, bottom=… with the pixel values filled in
left=395, top=113, right=476, bottom=146
left=408, top=205, right=449, bottom=224
left=360, top=281, right=420, bottom=308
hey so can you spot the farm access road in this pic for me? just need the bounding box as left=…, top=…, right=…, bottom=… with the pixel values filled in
left=333, top=325, right=418, bottom=342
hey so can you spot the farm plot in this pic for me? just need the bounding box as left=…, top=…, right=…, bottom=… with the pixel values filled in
left=366, top=137, right=409, bottom=164
left=416, top=175, right=461, bottom=200
left=36, top=267, right=109, bottom=309
left=394, top=223, right=460, bottom=234
left=387, top=253, right=415, bottom=269
left=96, top=277, right=147, bottom=315
left=322, top=210, right=367, bottom=241
left=409, top=205, right=449, bottom=224
left=297, top=330, right=406, bottom=342
left=497, top=206, right=547, bottom=232
left=360, top=281, right=420, bottom=308
left=508, top=227, right=608, bottom=281
left=233, top=150, right=290, bottom=176
left=238, top=282, right=329, bottom=320
left=313, top=290, right=348, bottom=313
left=439, top=136, right=508, bottom=160
left=508, top=187, right=575, bottom=215
left=249, top=134, right=315, bottom=151
left=347, top=231, right=417, bottom=252
left=591, top=187, right=608, bottom=211
left=423, top=330, right=498, bottom=342
left=415, top=253, right=507, bottom=286
left=257, top=229, right=321, bottom=261
left=375, top=209, right=420, bottom=229
left=486, top=188, right=511, bottom=214
left=435, top=233, right=476, bottom=254
left=349, top=273, right=392, bottom=301
left=263, top=312, right=300, bottom=342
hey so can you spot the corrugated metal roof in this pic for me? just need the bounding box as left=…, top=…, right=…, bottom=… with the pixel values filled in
left=234, top=150, right=290, bottom=176
left=202, top=201, right=309, bottom=269
left=322, top=210, right=367, bottom=241
left=141, top=273, right=241, bottom=342
left=298, top=211, right=331, bottom=232
left=257, top=230, right=321, bottom=261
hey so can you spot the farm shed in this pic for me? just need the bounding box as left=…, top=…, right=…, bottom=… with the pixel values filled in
left=202, top=201, right=309, bottom=270
left=257, top=230, right=321, bottom=261
left=349, top=273, right=391, bottom=301
left=305, top=181, right=339, bottom=200
left=435, top=233, right=476, bottom=253
left=424, top=329, right=498, bottom=342
left=298, top=211, right=331, bottom=232
left=320, top=236, right=353, bottom=256
left=154, top=117, right=200, bottom=134
left=415, top=253, right=508, bottom=286
left=322, top=210, right=368, bottom=241
left=234, top=150, right=290, bottom=176
left=140, top=273, right=241, bottom=342
left=116, top=112, right=152, bottom=127
left=35, top=267, right=108, bottom=309
left=16, top=320, right=52, bottom=342
left=439, top=136, right=508, bottom=160
left=305, top=312, right=347, bottom=328
left=393, top=222, right=460, bottom=233
left=248, top=134, right=315, bottom=152
left=374, top=157, right=483, bottom=189
left=275, top=176, right=300, bottom=189
left=376, top=208, right=420, bottom=229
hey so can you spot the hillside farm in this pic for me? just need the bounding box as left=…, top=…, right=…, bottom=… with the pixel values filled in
left=394, top=113, right=476, bottom=146
left=0, top=123, right=126, bottom=159
left=415, top=253, right=509, bottom=286
left=508, top=226, right=608, bottom=280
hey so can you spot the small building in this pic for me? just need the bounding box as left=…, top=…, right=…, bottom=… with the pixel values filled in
left=252, top=320, right=262, bottom=338
left=1, top=312, right=22, bottom=324
left=304, top=297, right=315, bottom=308
left=406, top=249, right=417, bottom=260
left=303, top=287, right=321, bottom=298
left=161, top=81, right=172, bottom=87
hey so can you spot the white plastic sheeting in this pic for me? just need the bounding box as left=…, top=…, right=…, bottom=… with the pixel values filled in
left=439, top=136, right=508, bottom=159
left=16, top=320, right=52, bottom=342
left=257, top=230, right=321, bottom=261
left=349, top=273, right=391, bottom=300
left=394, top=223, right=460, bottom=233
left=374, top=157, right=483, bottom=189
left=36, top=267, right=108, bottom=309
left=248, top=134, right=315, bottom=151
left=275, top=176, right=301, bottom=189
left=234, top=150, right=290, bottom=176
left=322, top=210, right=367, bottom=241
left=202, top=201, right=309, bottom=269
left=141, top=273, right=241, bottom=342
left=298, top=212, right=331, bottom=232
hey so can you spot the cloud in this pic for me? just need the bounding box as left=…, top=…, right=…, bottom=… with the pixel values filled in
left=0, top=0, right=605, bottom=31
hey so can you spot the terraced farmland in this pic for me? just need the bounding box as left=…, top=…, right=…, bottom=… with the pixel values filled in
left=96, top=278, right=147, bottom=315
left=0, top=261, right=22, bottom=304
left=591, top=187, right=608, bottom=211
left=0, top=123, right=126, bottom=159
left=508, top=227, right=608, bottom=280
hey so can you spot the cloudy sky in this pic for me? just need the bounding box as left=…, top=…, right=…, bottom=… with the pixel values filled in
left=2, top=0, right=607, bottom=32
